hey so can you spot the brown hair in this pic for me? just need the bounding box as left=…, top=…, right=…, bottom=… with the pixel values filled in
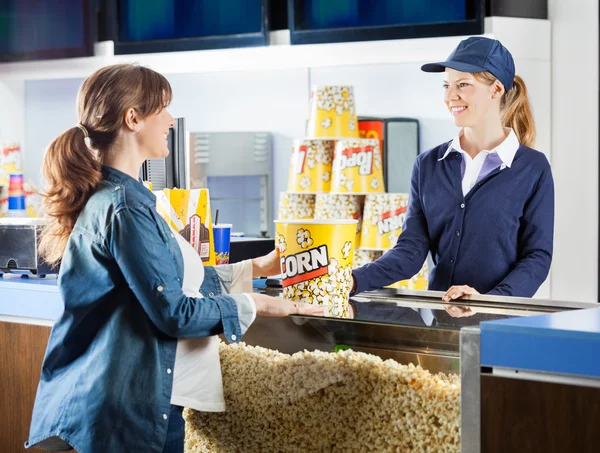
left=39, top=64, right=172, bottom=265
left=473, top=72, right=536, bottom=148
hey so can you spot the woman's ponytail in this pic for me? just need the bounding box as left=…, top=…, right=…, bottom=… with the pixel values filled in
left=39, top=63, right=173, bottom=265
left=501, top=75, right=536, bottom=148
left=474, top=72, right=537, bottom=148
left=39, top=127, right=102, bottom=266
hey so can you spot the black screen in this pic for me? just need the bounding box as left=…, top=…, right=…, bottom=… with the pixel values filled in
left=0, top=0, right=92, bottom=61
left=119, top=0, right=264, bottom=42
left=297, top=0, right=469, bottom=30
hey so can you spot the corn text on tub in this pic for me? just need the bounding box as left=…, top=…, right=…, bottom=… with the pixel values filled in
left=184, top=342, right=460, bottom=453
left=275, top=219, right=357, bottom=318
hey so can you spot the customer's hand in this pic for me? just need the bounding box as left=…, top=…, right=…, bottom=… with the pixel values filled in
left=252, top=249, right=281, bottom=278
left=250, top=293, right=324, bottom=317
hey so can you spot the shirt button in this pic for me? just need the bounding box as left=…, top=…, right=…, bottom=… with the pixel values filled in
left=450, top=258, right=455, bottom=263
left=460, top=203, right=465, bottom=209
left=167, top=368, right=172, bottom=374
left=456, top=231, right=460, bottom=236
left=157, top=285, right=164, bottom=292
left=209, top=292, right=215, bottom=297
left=115, top=186, right=121, bottom=191
left=162, top=414, right=168, bottom=420
left=231, top=334, right=237, bottom=341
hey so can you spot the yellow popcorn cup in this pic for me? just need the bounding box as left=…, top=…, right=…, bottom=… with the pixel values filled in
left=275, top=219, right=358, bottom=318
left=386, top=279, right=411, bottom=290
left=360, top=193, right=409, bottom=250
left=277, top=192, right=315, bottom=220
left=353, top=248, right=382, bottom=269
left=330, top=139, right=385, bottom=194
left=387, top=261, right=430, bottom=290
left=410, top=260, right=430, bottom=290
left=287, top=139, right=336, bottom=193
left=306, top=86, right=359, bottom=139
left=315, top=193, right=364, bottom=248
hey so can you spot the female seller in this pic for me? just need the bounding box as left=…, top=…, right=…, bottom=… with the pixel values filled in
left=352, top=37, right=554, bottom=312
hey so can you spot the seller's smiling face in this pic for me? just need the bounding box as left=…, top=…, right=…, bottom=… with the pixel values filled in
left=443, top=68, right=499, bottom=128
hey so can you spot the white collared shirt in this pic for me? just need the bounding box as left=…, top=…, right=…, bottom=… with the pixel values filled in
left=439, top=128, right=520, bottom=196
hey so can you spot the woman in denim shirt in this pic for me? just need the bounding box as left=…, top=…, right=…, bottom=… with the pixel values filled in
left=26, top=64, right=321, bottom=453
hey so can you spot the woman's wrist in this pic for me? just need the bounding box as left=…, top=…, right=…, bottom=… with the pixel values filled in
left=251, top=259, right=262, bottom=279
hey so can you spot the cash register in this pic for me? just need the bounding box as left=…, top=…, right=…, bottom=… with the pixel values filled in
left=0, top=218, right=57, bottom=277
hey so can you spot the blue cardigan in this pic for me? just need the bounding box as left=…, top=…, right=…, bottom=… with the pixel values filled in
left=353, top=141, right=554, bottom=297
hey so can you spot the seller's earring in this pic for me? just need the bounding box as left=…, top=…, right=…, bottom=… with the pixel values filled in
left=135, top=125, right=140, bottom=132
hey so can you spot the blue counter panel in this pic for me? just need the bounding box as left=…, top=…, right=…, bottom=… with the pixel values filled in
left=0, top=277, right=269, bottom=322
left=481, top=308, right=600, bottom=379
left=0, top=277, right=63, bottom=320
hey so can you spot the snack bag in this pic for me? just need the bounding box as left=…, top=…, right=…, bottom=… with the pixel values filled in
left=155, top=188, right=216, bottom=265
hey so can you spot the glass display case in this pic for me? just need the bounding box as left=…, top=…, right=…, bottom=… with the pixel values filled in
left=245, top=287, right=592, bottom=366
left=184, top=288, right=596, bottom=453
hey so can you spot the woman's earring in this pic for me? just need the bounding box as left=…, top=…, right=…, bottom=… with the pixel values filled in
left=135, top=125, right=140, bottom=132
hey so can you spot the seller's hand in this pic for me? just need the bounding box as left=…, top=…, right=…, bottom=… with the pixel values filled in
left=442, top=285, right=479, bottom=318
left=250, top=293, right=324, bottom=317
left=252, top=249, right=281, bottom=278
left=442, top=285, right=479, bottom=302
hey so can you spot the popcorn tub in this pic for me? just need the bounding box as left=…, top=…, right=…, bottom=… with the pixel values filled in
left=360, top=193, right=410, bottom=250
left=314, top=193, right=364, bottom=248
left=275, top=219, right=358, bottom=318
left=287, top=139, right=336, bottom=193
left=306, top=85, right=359, bottom=139
left=330, top=139, right=385, bottom=194
left=277, top=192, right=315, bottom=221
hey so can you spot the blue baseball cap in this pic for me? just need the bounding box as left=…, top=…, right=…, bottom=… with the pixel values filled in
left=421, top=37, right=515, bottom=91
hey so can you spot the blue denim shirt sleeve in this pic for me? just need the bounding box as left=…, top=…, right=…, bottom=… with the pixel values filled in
left=109, top=205, right=242, bottom=342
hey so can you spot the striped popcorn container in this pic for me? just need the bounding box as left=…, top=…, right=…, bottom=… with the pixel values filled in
left=155, top=188, right=216, bottom=265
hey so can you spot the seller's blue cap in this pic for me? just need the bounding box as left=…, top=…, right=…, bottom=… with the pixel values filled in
left=421, top=37, right=515, bottom=91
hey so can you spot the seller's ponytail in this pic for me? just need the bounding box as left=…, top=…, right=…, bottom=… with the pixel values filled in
left=474, top=72, right=536, bottom=148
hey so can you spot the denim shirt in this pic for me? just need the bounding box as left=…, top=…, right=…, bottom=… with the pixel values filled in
left=26, top=166, right=242, bottom=453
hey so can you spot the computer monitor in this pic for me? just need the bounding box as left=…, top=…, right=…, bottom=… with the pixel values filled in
left=140, top=117, right=187, bottom=190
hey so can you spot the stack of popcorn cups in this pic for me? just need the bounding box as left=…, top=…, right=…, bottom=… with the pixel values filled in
left=277, top=85, right=428, bottom=316
left=359, top=193, right=429, bottom=289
